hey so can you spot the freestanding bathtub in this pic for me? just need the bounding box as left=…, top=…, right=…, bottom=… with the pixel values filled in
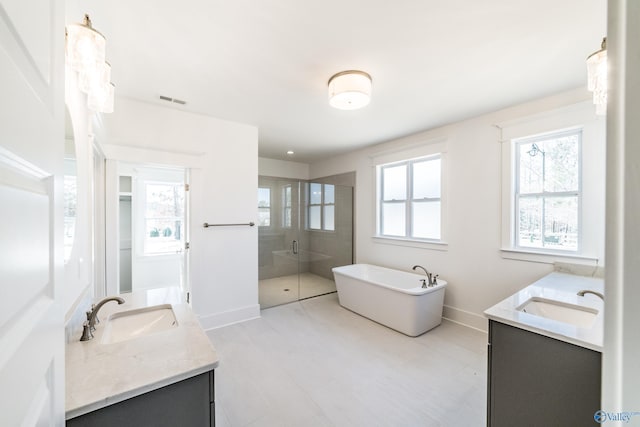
left=332, top=264, right=447, bottom=337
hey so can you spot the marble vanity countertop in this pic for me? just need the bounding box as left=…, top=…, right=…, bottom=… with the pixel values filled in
left=65, top=287, right=219, bottom=419
left=484, top=272, right=604, bottom=352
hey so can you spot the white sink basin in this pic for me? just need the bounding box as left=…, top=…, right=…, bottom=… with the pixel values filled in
left=517, top=297, right=598, bottom=328
left=101, top=304, right=178, bottom=344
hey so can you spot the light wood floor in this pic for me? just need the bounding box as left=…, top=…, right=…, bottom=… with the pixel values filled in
left=207, top=293, right=488, bottom=426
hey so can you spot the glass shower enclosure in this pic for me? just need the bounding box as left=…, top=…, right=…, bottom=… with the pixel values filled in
left=258, top=176, right=353, bottom=308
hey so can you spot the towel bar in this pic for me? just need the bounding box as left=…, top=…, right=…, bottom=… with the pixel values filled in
left=203, top=222, right=255, bottom=228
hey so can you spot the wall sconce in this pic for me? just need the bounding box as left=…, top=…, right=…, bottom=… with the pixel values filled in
left=66, top=14, right=115, bottom=114
left=328, top=70, right=372, bottom=110
left=586, top=37, right=607, bottom=116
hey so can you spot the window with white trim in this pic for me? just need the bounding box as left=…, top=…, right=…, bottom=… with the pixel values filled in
left=377, top=155, right=441, bottom=240
left=257, top=187, right=271, bottom=227
left=513, top=130, right=581, bottom=252
left=282, top=185, right=292, bottom=228
left=63, top=157, right=77, bottom=260
left=307, top=183, right=335, bottom=231
left=143, top=182, right=185, bottom=255
left=499, top=102, right=605, bottom=264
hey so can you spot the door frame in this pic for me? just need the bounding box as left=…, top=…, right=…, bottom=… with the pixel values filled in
left=103, top=153, right=201, bottom=298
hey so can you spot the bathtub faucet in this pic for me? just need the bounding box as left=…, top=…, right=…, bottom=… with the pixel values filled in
left=412, top=265, right=438, bottom=288
left=412, top=265, right=429, bottom=277
left=412, top=265, right=439, bottom=287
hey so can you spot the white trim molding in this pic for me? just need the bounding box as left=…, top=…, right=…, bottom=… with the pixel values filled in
left=500, top=248, right=599, bottom=266
left=443, top=305, right=488, bottom=333
left=497, top=100, right=606, bottom=264
left=372, top=236, right=449, bottom=251
left=197, top=304, right=261, bottom=331
left=603, top=0, right=640, bottom=414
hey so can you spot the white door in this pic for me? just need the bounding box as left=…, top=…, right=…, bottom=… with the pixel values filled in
left=130, top=165, right=186, bottom=292
left=0, top=0, right=65, bottom=425
left=182, top=170, right=191, bottom=303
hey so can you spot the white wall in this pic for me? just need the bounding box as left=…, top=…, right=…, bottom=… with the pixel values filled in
left=100, top=97, right=259, bottom=329
left=310, top=89, right=606, bottom=331
left=259, top=157, right=309, bottom=180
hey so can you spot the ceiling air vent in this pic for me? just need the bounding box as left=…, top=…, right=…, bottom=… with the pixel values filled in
left=159, top=95, right=187, bottom=105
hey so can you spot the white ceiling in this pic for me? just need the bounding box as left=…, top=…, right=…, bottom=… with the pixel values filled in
left=69, top=0, right=606, bottom=163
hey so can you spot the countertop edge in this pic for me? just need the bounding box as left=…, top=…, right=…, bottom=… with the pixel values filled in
left=485, top=312, right=603, bottom=352
left=65, top=361, right=219, bottom=420
left=484, top=272, right=604, bottom=352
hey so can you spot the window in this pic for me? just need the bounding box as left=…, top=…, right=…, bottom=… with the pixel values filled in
left=63, top=157, right=77, bottom=260
left=514, top=130, right=580, bottom=252
left=143, top=182, right=184, bottom=255
left=307, top=183, right=335, bottom=231
left=499, top=102, right=604, bottom=264
left=378, top=155, right=441, bottom=240
left=257, top=187, right=271, bottom=227
left=282, top=185, right=292, bottom=228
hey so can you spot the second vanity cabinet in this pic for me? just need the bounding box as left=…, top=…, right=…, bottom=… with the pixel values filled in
left=67, top=370, right=215, bottom=427
left=487, top=320, right=601, bottom=426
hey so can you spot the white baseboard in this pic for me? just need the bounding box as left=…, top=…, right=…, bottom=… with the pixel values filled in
left=198, top=304, right=261, bottom=331
left=197, top=302, right=487, bottom=333
left=442, top=305, right=488, bottom=333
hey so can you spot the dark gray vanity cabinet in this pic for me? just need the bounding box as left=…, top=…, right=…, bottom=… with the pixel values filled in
left=487, top=320, right=600, bottom=426
left=67, top=370, right=215, bottom=427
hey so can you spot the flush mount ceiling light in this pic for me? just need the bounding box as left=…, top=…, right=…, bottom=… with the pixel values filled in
left=328, top=70, right=372, bottom=110
left=586, top=37, right=607, bottom=115
left=66, top=14, right=115, bottom=113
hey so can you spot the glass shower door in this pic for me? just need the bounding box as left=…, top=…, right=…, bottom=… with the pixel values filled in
left=297, top=182, right=353, bottom=300
left=257, top=176, right=354, bottom=308
left=258, top=176, right=300, bottom=308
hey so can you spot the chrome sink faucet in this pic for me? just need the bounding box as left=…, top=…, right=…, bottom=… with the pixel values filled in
left=80, top=296, right=125, bottom=341
left=577, top=290, right=604, bottom=301
left=412, top=265, right=438, bottom=288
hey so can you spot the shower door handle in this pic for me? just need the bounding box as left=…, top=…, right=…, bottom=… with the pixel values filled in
left=292, top=240, right=299, bottom=255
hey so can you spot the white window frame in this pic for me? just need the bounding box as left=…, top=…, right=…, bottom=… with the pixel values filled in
left=499, top=101, right=605, bottom=265
left=63, top=156, right=77, bottom=261
left=257, top=187, right=272, bottom=228
left=371, top=138, right=448, bottom=250
left=513, top=129, right=582, bottom=253
left=282, top=184, right=292, bottom=228
left=306, top=182, right=335, bottom=232
left=378, top=155, right=441, bottom=240
left=141, top=180, right=185, bottom=256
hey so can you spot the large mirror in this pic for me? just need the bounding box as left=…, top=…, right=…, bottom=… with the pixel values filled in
left=63, top=107, right=77, bottom=263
